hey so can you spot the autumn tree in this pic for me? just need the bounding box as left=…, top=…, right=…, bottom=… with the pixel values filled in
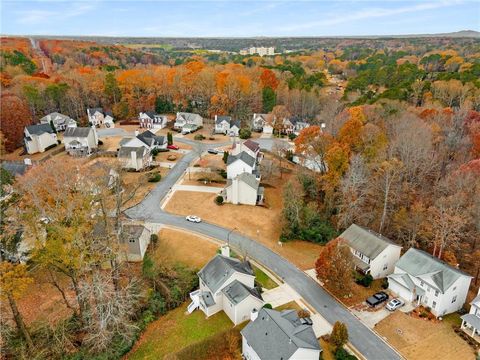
left=0, top=93, right=32, bottom=152
left=330, top=321, right=349, bottom=350
left=0, top=262, right=34, bottom=349
left=294, top=126, right=333, bottom=174
left=315, top=238, right=353, bottom=296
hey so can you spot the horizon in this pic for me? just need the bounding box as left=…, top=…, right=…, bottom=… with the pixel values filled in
left=1, top=0, right=479, bottom=38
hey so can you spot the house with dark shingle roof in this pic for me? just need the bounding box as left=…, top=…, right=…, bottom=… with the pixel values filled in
left=251, top=113, right=274, bottom=133
left=232, top=139, right=261, bottom=160
left=40, top=112, right=77, bottom=131
left=87, top=108, right=114, bottom=128
left=138, top=111, right=168, bottom=129
left=63, top=127, right=98, bottom=156
left=339, top=224, right=401, bottom=279
left=136, top=130, right=167, bottom=150
left=188, top=253, right=264, bottom=325
left=226, top=151, right=259, bottom=180
left=241, top=308, right=321, bottom=360
left=24, top=124, right=58, bottom=154
left=214, top=115, right=241, bottom=136
left=388, top=248, right=472, bottom=317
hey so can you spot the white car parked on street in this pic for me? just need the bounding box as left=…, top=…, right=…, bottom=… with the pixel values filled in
left=186, top=215, right=202, bottom=223
left=386, top=298, right=404, bottom=311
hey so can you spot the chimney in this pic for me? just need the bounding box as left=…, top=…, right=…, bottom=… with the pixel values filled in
left=250, top=308, right=258, bottom=322
left=91, top=125, right=99, bottom=145
left=220, top=244, right=230, bottom=257
left=131, top=150, right=137, bottom=168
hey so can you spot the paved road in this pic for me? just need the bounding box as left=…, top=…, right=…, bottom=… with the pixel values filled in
left=124, top=139, right=402, bottom=360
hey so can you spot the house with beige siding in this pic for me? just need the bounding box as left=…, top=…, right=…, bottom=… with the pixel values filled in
left=118, top=146, right=151, bottom=171
left=63, top=127, right=98, bottom=156
left=188, top=251, right=264, bottom=325
left=40, top=112, right=77, bottom=131
left=119, top=224, right=151, bottom=261
left=24, top=124, right=58, bottom=154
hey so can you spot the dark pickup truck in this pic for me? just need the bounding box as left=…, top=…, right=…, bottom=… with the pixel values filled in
left=366, top=291, right=389, bottom=307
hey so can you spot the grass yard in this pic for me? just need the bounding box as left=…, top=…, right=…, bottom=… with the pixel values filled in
left=375, top=311, right=475, bottom=360
left=154, top=228, right=219, bottom=269
left=342, top=279, right=385, bottom=307
left=275, top=301, right=303, bottom=312
left=253, top=266, right=278, bottom=290
left=121, top=167, right=167, bottom=210
left=164, top=185, right=323, bottom=270
left=126, top=303, right=233, bottom=360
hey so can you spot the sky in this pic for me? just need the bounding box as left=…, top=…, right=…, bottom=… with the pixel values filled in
left=1, top=0, right=479, bottom=37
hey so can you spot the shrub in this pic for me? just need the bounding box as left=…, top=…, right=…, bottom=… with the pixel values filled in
left=148, top=173, right=161, bottom=182
left=209, top=137, right=216, bottom=140
left=262, top=303, right=273, bottom=309
left=44, top=143, right=57, bottom=151
left=215, top=196, right=224, bottom=205
left=222, top=151, right=229, bottom=164
left=57, top=139, right=62, bottom=144
left=167, top=132, right=173, bottom=146
left=288, top=133, right=297, bottom=141
left=285, top=149, right=294, bottom=161
left=381, top=278, right=389, bottom=289
left=239, top=128, right=251, bottom=139
left=297, top=309, right=311, bottom=318
left=355, top=274, right=373, bottom=287
left=151, top=148, right=160, bottom=157
left=98, top=140, right=104, bottom=145
left=219, top=169, right=227, bottom=179
left=335, top=347, right=358, bottom=360
left=150, top=234, right=158, bottom=245
left=193, top=164, right=200, bottom=167
left=194, top=134, right=205, bottom=141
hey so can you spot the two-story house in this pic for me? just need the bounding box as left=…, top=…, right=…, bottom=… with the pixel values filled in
left=118, top=146, right=151, bottom=171
left=388, top=248, right=472, bottom=317
left=188, top=251, right=264, bottom=325
left=87, top=108, right=114, bottom=128
left=173, top=112, right=203, bottom=131
left=251, top=113, right=274, bottom=133
left=40, top=112, right=77, bottom=131
left=24, top=124, right=58, bottom=154
left=119, top=224, right=152, bottom=262
left=223, top=172, right=264, bottom=206
left=231, top=139, right=261, bottom=160
left=339, top=224, right=402, bottom=279
left=226, top=151, right=259, bottom=180
left=241, top=308, right=322, bottom=360
left=461, top=288, right=480, bottom=339
left=138, top=112, right=168, bottom=129
left=63, top=127, right=98, bottom=156
left=214, top=115, right=241, bottom=136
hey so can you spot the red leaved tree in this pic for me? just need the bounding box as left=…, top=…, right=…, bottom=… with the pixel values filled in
left=0, top=93, right=32, bottom=152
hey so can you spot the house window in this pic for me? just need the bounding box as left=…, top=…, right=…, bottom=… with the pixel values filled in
left=420, top=281, right=424, bottom=287
left=452, top=295, right=457, bottom=303
left=432, top=301, right=437, bottom=309
left=435, top=290, right=439, bottom=297
left=383, top=264, right=388, bottom=271
left=453, top=286, right=456, bottom=291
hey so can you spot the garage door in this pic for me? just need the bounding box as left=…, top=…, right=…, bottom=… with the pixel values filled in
left=389, top=280, right=413, bottom=301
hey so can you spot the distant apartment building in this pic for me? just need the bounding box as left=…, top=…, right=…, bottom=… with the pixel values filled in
left=240, top=46, right=274, bottom=57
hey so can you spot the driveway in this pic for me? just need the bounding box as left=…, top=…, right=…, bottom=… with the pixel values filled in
left=172, top=184, right=222, bottom=194
left=262, top=283, right=300, bottom=308
left=352, top=307, right=392, bottom=329
left=125, top=139, right=402, bottom=360
left=97, top=128, right=131, bottom=137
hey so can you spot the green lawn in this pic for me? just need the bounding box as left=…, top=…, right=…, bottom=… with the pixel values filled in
left=127, top=303, right=233, bottom=360
left=442, top=312, right=463, bottom=327
left=253, top=266, right=278, bottom=290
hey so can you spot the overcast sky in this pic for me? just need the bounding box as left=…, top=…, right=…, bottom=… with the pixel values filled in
left=1, top=0, right=479, bottom=37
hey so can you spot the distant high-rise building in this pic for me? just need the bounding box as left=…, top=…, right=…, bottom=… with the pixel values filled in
left=239, top=46, right=274, bottom=57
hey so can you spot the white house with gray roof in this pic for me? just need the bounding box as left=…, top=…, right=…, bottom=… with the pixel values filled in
left=339, top=224, right=402, bottom=279
left=226, top=151, right=259, bottom=180
left=174, top=112, right=203, bottom=131
left=188, top=253, right=264, bottom=325
left=223, top=172, right=264, bottom=206
left=63, top=127, right=98, bottom=156
left=118, top=146, right=151, bottom=171
left=24, top=124, right=58, bottom=154
left=214, top=115, right=240, bottom=136
left=138, top=112, right=167, bottom=129
left=241, top=308, right=321, bottom=360
left=119, top=224, right=151, bottom=261
left=388, top=248, right=472, bottom=317
left=461, top=288, right=480, bottom=339
left=40, top=112, right=77, bottom=131
left=87, top=108, right=114, bottom=128
left=232, top=139, right=261, bottom=160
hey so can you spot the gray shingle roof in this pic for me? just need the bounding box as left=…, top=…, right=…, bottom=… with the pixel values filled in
left=64, top=127, right=93, bottom=138
left=339, top=224, right=400, bottom=259
left=26, top=123, right=54, bottom=135
left=137, top=130, right=165, bottom=146
left=460, top=313, right=480, bottom=331
left=1, top=162, right=28, bottom=177
left=87, top=108, right=103, bottom=116
left=215, top=115, right=231, bottom=124
left=40, top=112, right=74, bottom=124
left=118, top=146, right=147, bottom=158
left=177, top=112, right=202, bottom=122
left=232, top=172, right=259, bottom=190
left=396, top=248, right=472, bottom=293
left=227, top=151, right=256, bottom=168
left=241, top=308, right=321, bottom=359
left=221, top=279, right=262, bottom=305
left=120, top=224, right=147, bottom=242
left=198, top=254, right=254, bottom=294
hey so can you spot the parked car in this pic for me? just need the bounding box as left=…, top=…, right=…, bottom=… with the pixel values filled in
left=366, top=291, right=389, bottom=307
left=207, top=149, right=219, bottom=154
left=167, top=144, right=179, bottom=150
left=186, top=215, right=202, bottom=223
left=386, top=298, right=405, bottom=311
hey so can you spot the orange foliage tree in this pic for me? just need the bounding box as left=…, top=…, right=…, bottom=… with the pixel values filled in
left=0, top=93, right=32, bottom=152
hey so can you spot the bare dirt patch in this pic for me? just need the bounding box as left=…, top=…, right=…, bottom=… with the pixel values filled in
left=375, top=311, right=475, bottom=360
left=165, top=176, right=323, bottom=270
left=154, top=227, right=219, bottom=269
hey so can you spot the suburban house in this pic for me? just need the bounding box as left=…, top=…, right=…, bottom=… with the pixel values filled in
left=251, top=113, right=274, bottom=133
left=214, top=115, right=241, bottom=136
left=388, top=248, right=472, bottom=317
left=339, top=224, right=402, bottom=279
left=232, top=139, right=261, bottom=160
left=287, top=116, right=310, bottom=135
left=40, top=112, right=77, bottom=131
left=63, top=127, right=99, bottom=156
left=136, top=130, right=167, bottom=150
left=241, top=308, right=322, bottom=360
left=119, top=224, right=151, bottom=261
left=292, top=153, right=327, bottom=173
left=226, top=151, right=259, bottom=180
left=461, top=288, right=480, bottom=339
left=189, top=251, right=264, bottom=325
left=223, top=172, right=264, bottom=206
left=87, top=108, right=115, bottom=127
left=118, top=146, right=151, bottom=171
left=24, top=124, right=58, bottom=154
left=173, top=112, right=203, bottom=131
left=138, top=112, right=168, bottom=129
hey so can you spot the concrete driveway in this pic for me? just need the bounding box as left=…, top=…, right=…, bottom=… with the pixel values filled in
left=97, top=128, right=131, bottom=137
left=352, top=306, right=392, bottom=329
left=262, top=283, right=301, bottom=308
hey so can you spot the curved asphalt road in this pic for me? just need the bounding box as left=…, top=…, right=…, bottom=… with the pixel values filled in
left=125, top=138, right=402, bottom=360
